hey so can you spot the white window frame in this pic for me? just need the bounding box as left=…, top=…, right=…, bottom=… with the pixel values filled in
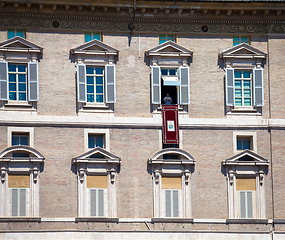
left=233, top=132, right=257, bottom=153
left=8, top=127, right=34, bottom=147
left=84, top=129, right=110, bottom=152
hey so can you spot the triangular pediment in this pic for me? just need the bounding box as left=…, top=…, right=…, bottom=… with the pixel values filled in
left=146, top=41, right=193, bottom=57
left=0, top=36, right=43, bottom=53
left=223, top=150, right=269, bottom=166
left=70, top=39, right=119, bottom=56
left=220, top=43, right=266, bottom=59
left=73, top=147, right=121, bottom=164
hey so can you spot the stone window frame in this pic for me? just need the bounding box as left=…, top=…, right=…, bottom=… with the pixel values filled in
left=8, top=127, right=34, bottom=148
left=84, top=129, right=110, bottom=152
left=0, top=145, right=45, bottom=218
left=233, top=132, right=257, bottom=153
left=73, top=147, right=121, bottom=220
left=222, top=150, right=269, bottom=220
left=148, top=148, right=195, bottom=220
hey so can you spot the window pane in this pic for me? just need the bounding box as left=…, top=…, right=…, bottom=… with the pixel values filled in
left=243, top=80, right=251, bottom=88
left=96, top=86, right=103, bottom=94
left=233, top=42, right=239, bottom=46
left=18, top=83, right=26, bottom=91
left=243, top=71, right=251, bottom=78
left=237, top=140, right=242, bottom=150
left=88, top=136, right=95, bottom=148
left=244, top=89, right=251, bottom=98
left=8, top=65, right=16, bottom=72
left=9, top=92, right=16, bottom=100
left=18, top=74, right=26, bottom=83
left=86, top=67, right=93, bottom=74
left=167, top=34, right=175, bottom=41
left=96, top=77, right=103, bottom=85
left=87, top=76, right=94, bottom=84
left=18, top=65, right=26, bottom=72
left=95, top=68, right=103, bottom=75
left=161, top=69, right=168, bottom=75
left=241, top=36, right=248, bottom=42
left=9, top=83, right=16, bottom=91
left=18, top=92, right=26, bottom=101
left=92, top=33, right=101, bottom=41
left=96, top=95, right=103, bottom=103
left=87, top=94, right=94, bottom=102
left=243, top=140, right=250, bottom=150
left=233, top=36, right=239, bottom=42
left=244, top=98, right=251, bottom=106
left=12, top=136, right=20, bottom=145
left=235, top=89, right=242, bottom=97
left=96, top=136, right=104, bottom=148
left=235, top=98, right=242, bottom=106
left=87, top=85, right=94, bottom=93
left=169, top=69, right=176, bottom=76
left=234, top=71, right=241, bottom=78
left=16, top=29, right=24, bottom=38
left=9, top=74, right=16, bottom=82
left=85, top=32, right=92, bottom=42
left=7, top=29, right=15, bottom=39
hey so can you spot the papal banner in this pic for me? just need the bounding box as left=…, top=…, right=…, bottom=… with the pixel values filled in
left=162, top=105, right=179, bottom=144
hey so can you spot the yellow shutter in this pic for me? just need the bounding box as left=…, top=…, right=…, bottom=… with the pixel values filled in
left=162, top=177, right=182, bottom=189
left=87, top=175, right=107, bottom=188
left=236, top=178, right=256, bottom=191
left=8, top=175, right=30, bottom=188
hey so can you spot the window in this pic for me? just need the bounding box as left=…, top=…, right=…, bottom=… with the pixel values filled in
left=86, top=67, right=104, bottom=103
left=85, top=32, right=101, bottom=42
left=7, top=29, right=25, bottom=39
left=0, top=146, right=45, bottom=217
left=233, top=36, right=249, bottom=46
left=88, top=134, right=104, bottom=149
left=159, top=34, right=175, bottom=44
left=148, top=148, right=195, bottom=219
left=84, top=129, right=109, bottom=152
left=237, top=137, right=251, bottom=150
left=73, top=148, right=121, bottom=219
left=223, top=150, right=269, bottom=219
left=0, top=37, right=42, bottom=105
left=12, top=132, right=29, bottom=146
left=234, top=71, right=252, bottom=106
left=233, top=132, right=256, bottom=153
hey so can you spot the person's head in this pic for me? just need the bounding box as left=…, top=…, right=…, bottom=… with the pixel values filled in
left=166, top=93, right=169, bottom=97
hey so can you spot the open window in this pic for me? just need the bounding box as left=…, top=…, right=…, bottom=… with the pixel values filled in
left=146, top=41, right=193, bottom=111
left=0, top=146, right=45, bottom=218
left=148, top=148, right=195, bottom=219
left=0, top=37, right=43, bottom=110
left=71, top=40, right=119, bottom=113
left=222, top=150, right=269, bottom=219
left=219, top=43, right=266, bottom=115
left=73, top=147, right=121, bottom=219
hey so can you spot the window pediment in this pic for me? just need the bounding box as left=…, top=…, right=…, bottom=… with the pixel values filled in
left=0, top=146, right=45, bottom=161
left=219, top=43, right=266, bottom=60
left=73, top=147, right=121, bottom=164
left=223, top=150, right=269, bottom=166
left=0, top=36, right=43, bottom=54
left=146, top=41, right=193, bottom=58
left=70, top=40, right=119, bottom=57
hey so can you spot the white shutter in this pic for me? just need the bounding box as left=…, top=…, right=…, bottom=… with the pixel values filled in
left=172, top=190, right=179, bottom=217
left=98, top=189, right=105, bottom=217
left=179, top=67, right=190, bottom=105
left=19, top=189, right=26, bottom=216
left=0, top=61, right=8, bottom=101
left=105, top=65, right=116, bottom=103
left=151, top=66, right=161, bottom=104
left=77, top=64, right=86, bottom=102
left=247, top=191, right=253, bottom=218
left=239, top=191, right=246, bottom=218
left=28, top=62, right=39, bottom=101
left=11, top=189, right=18, bottom=217
left=253, top=68, right=264, bottom=106
left=90, top=189, right=97, bottom=216
left=225, top=68, right=234, bottom=106
left=165, top=189, right=171, bottom=218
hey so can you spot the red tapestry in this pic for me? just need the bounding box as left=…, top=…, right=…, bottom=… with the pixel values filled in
left=162, top=105, right=179, bottom=144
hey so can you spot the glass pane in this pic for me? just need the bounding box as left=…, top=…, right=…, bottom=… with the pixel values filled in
left=169, top=69, right=176, bottom=76
left=234, top=71, right=241, bottom=78
left=18, top=65, right=26, bottom=72
left=233, top=42, right=239, bottom=46
left=244, top=80, right=251, bottom=88
left=244, top=89, right=251, bottom=97
left=233, top=36, right=239, bottom=42
left=96, top=77, right=103, bottom=84
left=12, top=136, right=19, bottom=145
left=96, top=86, right=103, bottom=94
left=96, top=95, right=103, bottom=102
left=95, top=68, right=103, bottom=75
left=235, top=89, right=242, bottom=97
left=235, top=98, right=242, bottom=106
left=92, top=33, right=101, bottom=41
left=87, top=76, right=94, bottom=84
left=88, top=136, right=95, bottom=148
left=16, top=29, right=24, bottom=38
left=87, top=94, right=94, bottom=102
left=159, top=39, right=165, bottom=44
left=18, top=92, right=26, bottom=101
left=235, top=80, right=242, bottom=88
left=85, top=32, right=92, bottom=42
left=243, top=140, right=250, bottom=150
left=96, top=136, right=104, bottom=148
left=243, top=71, right=251, bottom=78
left=87, top=85, right=94, bottom=93
left=18, top=74, right=26, bottom=83
left=241, top=36, right=248, bottom=42
left=8, top=65, right=16, bottom=72
left=7, top=29, right=15, bottom=39
left=9, top=92, right=16, bottom=100
left=167, top=34, right=174, bottom=41
left=20, top=136, right=28, bottom=145
left=18, top=83, right=26, bottom=91
left=159, top=34, right=166, bottom=39
left=9, top=74, right=16, bottom=82
left=244, top=98, right=251, bottom=106
left=161, top=69, right=168, bottom=75
left=86, top=67, right=93, bottom=74
left=9, top=83, right=16, bottom=91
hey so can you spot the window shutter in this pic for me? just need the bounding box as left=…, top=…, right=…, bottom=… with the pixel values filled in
left=225, top=68, right=234, bottom=106
left=172, top=190, right=179, bottom=217
left=179, top=67, right=190, bottom=105
left=247, top=191, right=253, bottom=218
left=105, top=65, right=116, bottom=103
left=239, top=191, right=246, bottom=218
left=98, top=189, right=105, bottom=217
left=0, top=61, right=8, bottom=101
left=28, top=62, right=39, bottom=101
left=90, top=189, right=97, bottom=216
left=253, top=68, right=264, bottom=106
left=151, top=66, right=161, bottom=104
left=77, top=64, right=86, bottom=102
left=11, top=189, right=18, bottom=217
left=165, top=189, right=171, bottom=217
left=19, top=189, right=26, bottom=216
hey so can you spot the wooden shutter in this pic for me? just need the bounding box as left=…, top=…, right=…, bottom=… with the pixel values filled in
left=28, top=62, right=39, bottom=101
left=253, top=68, right=264, bottom=106
left=165, top=189, right=171, bottom=218
left=11, top=189, right=18, bottom=217
left=239, top=191, right=246, bottom=218
left=179, top=67, right=190, bottom=105
left=105, top=65, right=116, bottom=103
left=151, top=66, right=161, bottom=104
left=19, top=189, right=26, bottom=216
left=0, top=61, right=8, bottom=101
left=225, top=68, right=234, bottom=106
left=77, top=64, right=86, bottom=102
left=172, top=190, right=179, bottom=217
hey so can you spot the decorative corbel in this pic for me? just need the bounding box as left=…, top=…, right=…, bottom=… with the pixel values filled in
left=228, top=170, right=234, bottom=186
left=1, top=167, right=7, bottom=182
left=32, top=167, right=39, bottom=183
left=79, top=168, right=85, bottom=183
left=154, top=169, right=160, bottom=184
left=184, top=169, right=190, bottom=184
left=259, top=170, right=264, bottom=186
left=110, top=168, right=116, bottom=184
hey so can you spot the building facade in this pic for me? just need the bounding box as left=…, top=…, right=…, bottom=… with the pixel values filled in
left=0, top=0, right=285, bottom=239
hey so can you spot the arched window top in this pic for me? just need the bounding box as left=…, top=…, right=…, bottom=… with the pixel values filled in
left=0, top=145, right=45, bottom=160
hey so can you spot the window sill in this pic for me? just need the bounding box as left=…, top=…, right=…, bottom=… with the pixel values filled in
left=79, top=103, right=113, bottom=113
left=0, top=217, right=41, bottom=222
left=2, top=101, right=36, bottom=111
left=151, top=218, right=193, bottom=223
left=75, top=217, right=119, bottom=223
left=227, top=107, right=261, bottom=117
left=226, top=219, right=268, bottom=224
left=153, top=105, right=188, bottom=116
